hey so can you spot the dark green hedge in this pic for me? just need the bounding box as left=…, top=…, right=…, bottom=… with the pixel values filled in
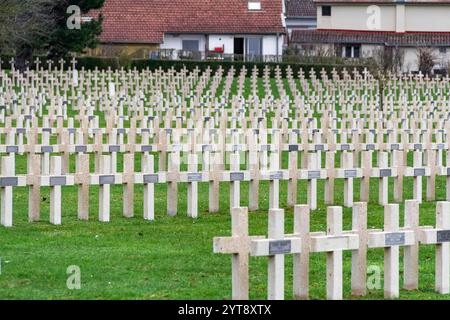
left=76, top=56, right=121, bottom=71
left=1, top=55, right=370, bottom=78
left=129, top=59, right=369, bottom=78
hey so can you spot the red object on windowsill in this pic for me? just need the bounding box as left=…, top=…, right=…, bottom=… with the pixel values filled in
left=214, top=47, right=224, bottom=53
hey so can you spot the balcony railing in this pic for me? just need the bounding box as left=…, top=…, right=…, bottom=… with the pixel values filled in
left=149, top=49, right=281, bottom=62
left=147, top=49, right=374, bottom=65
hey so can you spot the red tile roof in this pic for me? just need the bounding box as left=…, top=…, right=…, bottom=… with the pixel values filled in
left=89, top=0, right=285, bottom=44
left=314, top=0, right=450, bottom=3
left=291, top=29, right=450, bottom=46
left=286, top=0, right=316, bottom=17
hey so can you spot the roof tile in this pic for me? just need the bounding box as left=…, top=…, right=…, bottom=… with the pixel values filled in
left=90, top=0, right=285, bottom=44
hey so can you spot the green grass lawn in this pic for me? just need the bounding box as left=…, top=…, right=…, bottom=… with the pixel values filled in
left=0, top=169, right=449, bottom=300
left=0, top=75, right=449, bottom=300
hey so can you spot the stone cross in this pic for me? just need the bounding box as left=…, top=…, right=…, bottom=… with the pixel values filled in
left=268, top=152, right=281, bottom=209
left=350, top=202, right=368, bottom=296
left=251, top=208, right=301, bottom=300
left=310, top=206, right=359, bottom=300
left=292, top=204, right=311, bottom=299
left=324, top=151, right=335, bottom=204
left=287, top=132, right=298, bottom=206
left=209, top=150, right=221, bottom=213
left=213, top=207, right=263, bottom=300
left=0, top=156, right=15, bottom=227
left=187, top=154, right=199, bottom=218
left=99, top=155, right=111, bottom=222
left=142, top=154, right=155, bottom=221
left=368, top=203, right=415, bottom=298
left=49, top=156, right=63, bottom=225
left=392, top=150, right=404, bottom=202
left=75, top=153, right=90, bottom=220
left=307, top=152, right=318, bottom=210
left=9, top=57, right=15, bottom=71
left=248, top=131, right=260, bottom=211
left=167, top=150, right=180, bottom=216
left=378, top=152, right=389, bottom=205
left=230, top=152, right=241, bottom=211
left=342, top=152, right=355, bottom=207
left=71, top=57, right=77, bottom=71
left=419, top=201, right=450, bottom=294
left=34, top=57, right=41, bottom=71
left=27, top=154, right=41, bottom=222
left=122, top=153, right=135, bottom=218
left=359, top=150, right=372, bottom=202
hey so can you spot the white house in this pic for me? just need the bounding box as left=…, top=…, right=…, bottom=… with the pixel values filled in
left=285, top=0, right=317, bottom=36
left=88, top=0, right=286, bottom=61
left=291, top=0, right=450, bottom=72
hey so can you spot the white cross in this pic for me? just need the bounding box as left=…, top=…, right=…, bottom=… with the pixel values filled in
left=367, top=203, right=416, bottom=298
left=71, top=57, right=77, bottom=70
left=310, top=206, right=359, bottom=300
left=0, top=156, right=15, bottom=227
left=213, top=207, right=263, bottom=300
left=34, top=57, right=41, bottom=70
left=251, top=208, right=301, bottom=300
left=419, top=201, right=450, bottom=294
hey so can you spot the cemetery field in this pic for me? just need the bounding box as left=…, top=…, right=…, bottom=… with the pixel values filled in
left=0, top=154, right=449, bottom=300
left=1, top=65, right=450, bottom=301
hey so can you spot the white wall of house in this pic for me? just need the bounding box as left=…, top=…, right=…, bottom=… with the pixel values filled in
left=361, top=44, right=383, bottom=58
left=262, top=35, right=284, bottom=56
left=317, top=5, right=396, bottom=31
left=317, top=4, right=450, bottom=32
left=161, top=34, right=207, bottom=51
left=434, top=47, right=450, bottom=70
left=391, top=47, right=450, bottom=73
left=405, top=6, right=450, bottom=32
left=208, top=35, right=235, bottom=54
left=403, top=48, right=419, bottom=72
left=162, top=33, right=284, bottom=58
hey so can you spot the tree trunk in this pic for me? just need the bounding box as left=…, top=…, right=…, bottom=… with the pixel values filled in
left=15, top=45, right=33, bottom=72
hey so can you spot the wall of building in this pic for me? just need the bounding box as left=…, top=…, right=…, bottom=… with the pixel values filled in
left=161, top=33, right=283, bottom=57
left=161, top=34, right=207, bottom=51
left=317, top=5, right=396, bottom=31
left=361, top=44, right=383, bottom=58
left=208, top=35, right=235, bottom=54
left=405, top=6, right=450, bottom=32
left=317, top=4, right=450, bottom=32
left=285, top=17, right=317, bottom=37
left=262, top=35, right=284, bottom=56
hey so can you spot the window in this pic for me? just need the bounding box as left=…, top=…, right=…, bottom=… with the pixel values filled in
left=322, top=6, right=331, bottom=16
left=353, top=46, right=361, bottom=58
left=248, top=1, right=261, bottom=10
left=439, top=47, right=447, bottom=54
left=246, top=37, right=262, bottom=61
left=343, top=45, right=361, bottom=58
left=182, top=40, right=199, bottom=52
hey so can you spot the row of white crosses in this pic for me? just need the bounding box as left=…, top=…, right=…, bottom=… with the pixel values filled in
left=0, top=143, right=449, bottom=226
left=214, top=201, right=450, bottom=300
left=2, top=67, right=450, bottom=129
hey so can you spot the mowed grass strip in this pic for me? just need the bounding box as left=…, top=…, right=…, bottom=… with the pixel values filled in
left=0, top=76, right=449, bottom=299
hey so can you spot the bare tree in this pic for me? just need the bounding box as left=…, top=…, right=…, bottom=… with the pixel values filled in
left=417, top=47, right=436, bottom=76
left=0, top=0, right=55, bottom=69
left=373, top=46, right=405, bottom=75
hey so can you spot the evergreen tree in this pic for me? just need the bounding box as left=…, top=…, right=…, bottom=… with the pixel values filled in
left=47, top=0, right=105, bottom=60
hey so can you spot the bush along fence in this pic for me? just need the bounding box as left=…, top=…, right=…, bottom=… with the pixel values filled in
left=0, top=55, right=371, bottom=78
